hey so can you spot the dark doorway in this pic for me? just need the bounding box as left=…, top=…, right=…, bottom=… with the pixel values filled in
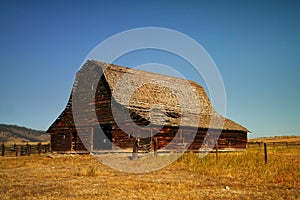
left=93, top=125, right=112, bottom=150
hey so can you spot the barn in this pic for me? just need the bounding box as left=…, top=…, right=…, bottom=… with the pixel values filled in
left=47, top=60, right=249, bottom=153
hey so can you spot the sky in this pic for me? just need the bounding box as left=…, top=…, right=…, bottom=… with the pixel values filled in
left=0, top=0, right=299, bottom=138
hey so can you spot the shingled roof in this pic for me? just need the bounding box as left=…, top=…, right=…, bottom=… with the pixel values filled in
left=83, top=60, right=248, bottom=132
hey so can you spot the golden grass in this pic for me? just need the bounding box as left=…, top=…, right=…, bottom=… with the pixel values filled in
left=176, top=147, right=300, bottom=188
left=0, top=146, right=299, bottom=199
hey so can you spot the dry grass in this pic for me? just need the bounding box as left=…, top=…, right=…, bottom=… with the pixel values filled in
left=0, top=146, right=299, bottom=199
left=177, top=147, right=300, bottom=188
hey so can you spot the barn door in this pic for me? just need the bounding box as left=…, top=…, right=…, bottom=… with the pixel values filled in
left=92, top=125, right=112, bottom=150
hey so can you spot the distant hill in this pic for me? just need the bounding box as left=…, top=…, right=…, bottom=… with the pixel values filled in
left=0, top=124, right=49, bottom=143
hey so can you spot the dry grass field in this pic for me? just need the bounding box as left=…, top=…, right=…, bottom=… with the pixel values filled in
left=0, top=145, right=299, bottom=199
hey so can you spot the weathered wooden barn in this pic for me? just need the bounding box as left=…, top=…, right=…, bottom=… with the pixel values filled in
left=47, top=60, right=249, bottom=153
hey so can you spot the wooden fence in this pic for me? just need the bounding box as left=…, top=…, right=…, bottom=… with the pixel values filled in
left=1, top=143, right=50, bottom=156
left=247, top=141, right=300, bottom=148
left=247, top=142, right=300, bottom=148
left=247, top=141, right=300, bottom=164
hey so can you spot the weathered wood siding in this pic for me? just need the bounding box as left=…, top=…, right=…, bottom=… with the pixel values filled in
left=110, top=124, right=247, bottom=151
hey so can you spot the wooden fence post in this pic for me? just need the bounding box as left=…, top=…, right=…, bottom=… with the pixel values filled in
left=15, top=145, right=18, bottom=156
left=1, top=143, right=4, bottom=156
left=264, top=143, right=268, bottom=164
left=132, top=138, right=138, bottom=160
left=20, top=145, right=23, bottom=156
left=38, top=142, right=41, bottom=154
left=286, top=141, right=288, bottom=147
left=154, top=137, right=158, bottom=157
left=27, top=144, right=31, bottom=156
left=216, top=142, right=219, bottom=164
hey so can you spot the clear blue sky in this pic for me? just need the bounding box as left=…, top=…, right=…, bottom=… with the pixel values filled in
left=0, top=0, right=299, bottom=138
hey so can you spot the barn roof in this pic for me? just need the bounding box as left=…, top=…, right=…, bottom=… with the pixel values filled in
left=82, top=60, right=248, bottom=132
